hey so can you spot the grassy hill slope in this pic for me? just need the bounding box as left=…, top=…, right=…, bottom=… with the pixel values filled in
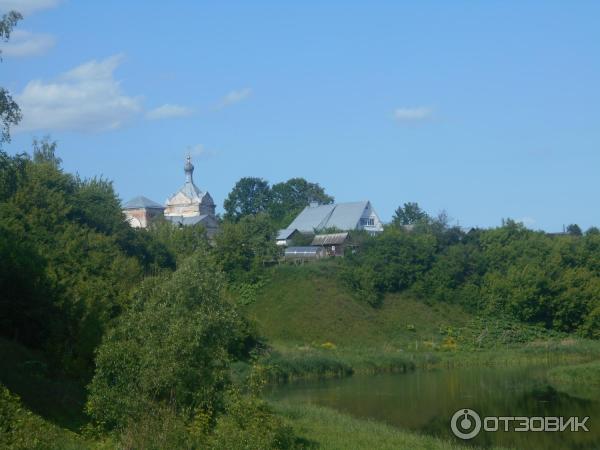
left=245, top=263, right=471, bottom=350
left=242, top=262, right=600, bottom=380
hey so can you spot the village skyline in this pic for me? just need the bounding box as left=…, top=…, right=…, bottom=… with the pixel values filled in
left=2, top=1, right=600, bottom=231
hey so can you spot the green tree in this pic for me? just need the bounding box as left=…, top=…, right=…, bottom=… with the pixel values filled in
left=223, top=177, right=271, bottom=222
left=0, top=141, right=173, bottom=374
left=567, top=223, right=583, bottom=236
left=214, top=213, right=278, bottom=283
left=148, top=219, right=210, bottom=265
left=581, top=305, right=600, bottom=339
left=392, top=202, right=429, bottom=226
left=269, top=177, right=333, bottom=227
left=0, top=223, right=57, bottom=347
left=0, top=149, right=27, bottom=201
left=342, top=227, right=437, bottom=306
left=86, top=252, right=241, bottom=430
left=585, top=226, right=600, bottom=236
left=0, top=11, right=23, bottom=146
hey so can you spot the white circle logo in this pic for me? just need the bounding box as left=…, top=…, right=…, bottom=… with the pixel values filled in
left=451, top=408, right=482, bottom=440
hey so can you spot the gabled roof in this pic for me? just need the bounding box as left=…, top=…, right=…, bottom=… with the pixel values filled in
left=276, top=228, right=299, bottom=240
left=166, top=180, right=213, bottom=205
left=287, top=201, right=370, bottom=233
left=311, top=232, right=349, bottom=246
left=287, top=204, right=336, bottom=232
left=122, top=196, right=165, bottom=210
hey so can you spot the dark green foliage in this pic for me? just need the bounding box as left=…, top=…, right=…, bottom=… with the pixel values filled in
left=586, top=226, right=600, bottom=236
left=581, top=306, right=600, bottom=339
left=86, top=252, right=240, bottom=430
left=0, top=383, right=88, bottom=450
left=148, top=219, right=209, bottom=265
left=0, top=338, right=88, bottom=433
left=342, top=227, right=437, bottom=306
left=391, top=201, right=429, bottom=226
left=214, top=213, right=278, bottom=283
left=567, top=223, right=583, bottom=236
left=0, top=142, right=172, bottom=375
left=223, top=176, right=334, bottom=228
left=0, top=11, right=23, bottom=146
left=224, top=177, right=271, bottom=222
left=207, top=389, right=299, bottom=450
left=342, top=215, right=600, bottom=336
left=115, top=389, right=300, bottom=450
left=0, top=151, right=27, bottom=200
left=0, top=224, right=56, bottom=347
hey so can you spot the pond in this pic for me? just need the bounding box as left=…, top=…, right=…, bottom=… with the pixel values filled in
left=267, top=365, right=600, bottom=449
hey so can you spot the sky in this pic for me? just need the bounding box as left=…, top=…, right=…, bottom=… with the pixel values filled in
left=1, top=0, right=600, bottom=231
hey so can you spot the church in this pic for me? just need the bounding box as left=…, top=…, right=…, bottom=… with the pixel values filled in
left=122, top=156, right=219, bottom=237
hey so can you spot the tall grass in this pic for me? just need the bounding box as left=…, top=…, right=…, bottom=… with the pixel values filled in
left=547, top=360, right=600, bottom=400
left=258, top=345, right=418, bottom=383
left=271, top=400, right=509, bottom=450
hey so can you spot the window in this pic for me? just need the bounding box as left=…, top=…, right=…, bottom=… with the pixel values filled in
left=360, top=217, right=375, bottom=226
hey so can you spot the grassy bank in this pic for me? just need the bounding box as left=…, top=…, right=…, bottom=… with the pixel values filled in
left=547, top=360, right=600, bottom=400
left=271, top=400, right=508, bottom=450
left=252, top=337, right=600, bottom=383
left=257, top=345, right=418, bottom=382
left=244, top=263, right=600, bottom=381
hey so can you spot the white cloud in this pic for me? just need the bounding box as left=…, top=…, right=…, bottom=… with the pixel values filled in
left=393, top=106, right=433, bottom=121
left=15, top=54, right=142, bottom=132
left=0, top=29, right=55, bottom=57
left=0, top=0, right=60, bottom=15
left=146, top=104, right=193, bottom=120
left=218, top=88, right=252, bottom=108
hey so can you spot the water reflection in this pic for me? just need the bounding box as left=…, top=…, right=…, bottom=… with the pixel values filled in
left=267, top=365, right=600, bottom=449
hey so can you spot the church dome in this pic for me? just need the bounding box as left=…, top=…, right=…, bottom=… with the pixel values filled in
left=184, top=155, right=194, bottom=174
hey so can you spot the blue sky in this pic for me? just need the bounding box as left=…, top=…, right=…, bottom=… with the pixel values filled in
left=1, top=1, right=599, bottom=231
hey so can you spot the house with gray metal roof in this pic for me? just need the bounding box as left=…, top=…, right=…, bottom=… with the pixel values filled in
left=284, top=201, right=383, bottom=234
left=276, top=228, right=301, bottom=246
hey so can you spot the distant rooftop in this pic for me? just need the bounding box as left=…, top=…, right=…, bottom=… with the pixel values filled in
left=122, top=196, right=164, bottom=210
left=276, top=228, right=299, bottom=240
left=311, top=232, right=349, bottom=246
left=286, top=201, right=383, bottom=233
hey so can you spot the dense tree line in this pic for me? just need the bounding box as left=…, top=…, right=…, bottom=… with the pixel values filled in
left=0, top=140, right=175, bottom=375
left=342, top=206, right=600, bottom=339
left=0, top=141, right=298, bottom=447
left=224, top=176, right=333, bottom=227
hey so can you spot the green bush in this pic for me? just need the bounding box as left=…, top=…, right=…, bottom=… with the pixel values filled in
left=0, top=384, right=87, bottom=450
left=86, top=251, right=240, bottom=430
